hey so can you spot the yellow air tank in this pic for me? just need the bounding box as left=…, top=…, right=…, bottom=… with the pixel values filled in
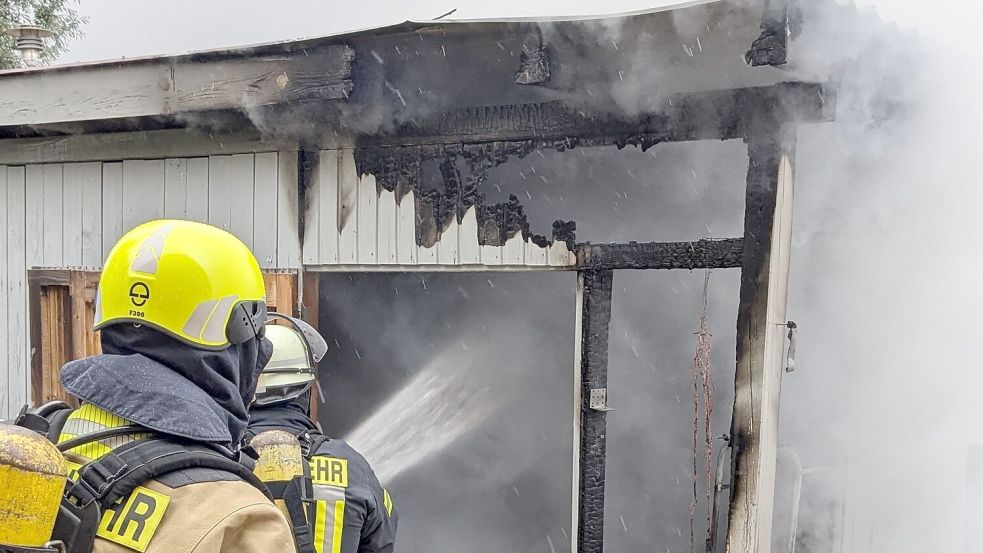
left=0, top=424, right=66, bottom=548
left=251, top=430, right=306, bottom=520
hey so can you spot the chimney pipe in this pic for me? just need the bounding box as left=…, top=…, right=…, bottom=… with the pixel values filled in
left=4, top=25, right=55, bottom=67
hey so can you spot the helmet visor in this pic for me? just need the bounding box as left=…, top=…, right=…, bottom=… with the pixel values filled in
left=254, top=368, right=316, bottom=406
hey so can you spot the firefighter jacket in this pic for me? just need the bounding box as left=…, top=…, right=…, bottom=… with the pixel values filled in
left=58, top=403, right=296, bottom=553
left=248, top=401, right=398, bottom=553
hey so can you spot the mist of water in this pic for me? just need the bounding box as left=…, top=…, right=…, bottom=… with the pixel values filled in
left=345, top=346, right=503, bottom=484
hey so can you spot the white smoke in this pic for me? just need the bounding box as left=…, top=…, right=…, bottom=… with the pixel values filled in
left=777, top=1, right=983, bottom=551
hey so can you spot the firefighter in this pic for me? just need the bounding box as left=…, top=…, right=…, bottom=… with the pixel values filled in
left=37, top=220, right=295, bottom=553
left=248, top=316, right=397, bottom=553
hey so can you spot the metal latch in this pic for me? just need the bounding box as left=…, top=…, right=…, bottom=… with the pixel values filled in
left=589, top=388, right=613, bottom=412
left=785, top=321, right=797, bottom=373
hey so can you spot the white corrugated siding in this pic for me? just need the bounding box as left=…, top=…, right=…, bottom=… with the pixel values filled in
left=0, top=153, right=298, bottom=417
left=303, top=149, right=577, bottom=269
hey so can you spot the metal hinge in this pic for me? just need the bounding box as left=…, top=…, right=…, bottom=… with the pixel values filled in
left=589, top=388, right=613, bottom=412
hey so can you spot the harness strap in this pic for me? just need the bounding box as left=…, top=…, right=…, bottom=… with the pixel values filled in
left=66, top=437, right=273, bottom=509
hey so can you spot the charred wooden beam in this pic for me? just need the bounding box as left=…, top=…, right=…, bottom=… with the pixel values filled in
left=725, top=129, right=797, bottom=553
left=515, top=45, right=551, bottom=85
left=0, top=44, right=355, bottom=128
left=574, top=269, right=614, bottom=553
left=360, top=82, right=836, bottom=148
left=577, top=238, right=743, bottom=270
left=746, top=0, right=796, bottom=67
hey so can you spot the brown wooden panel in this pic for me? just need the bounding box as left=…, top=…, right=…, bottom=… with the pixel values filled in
left=38, top=285, right=73, bottom=405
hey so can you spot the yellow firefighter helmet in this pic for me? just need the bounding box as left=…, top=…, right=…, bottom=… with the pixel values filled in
left=94, top=220, right=267, bottom=349
left=254, top=315, right=327, bottom=406
left=0, top=424, right=67, bottom=549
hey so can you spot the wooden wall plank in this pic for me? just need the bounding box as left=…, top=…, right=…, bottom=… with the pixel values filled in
left=122, top=159, right=165, bottom=231
left=356, top=172, right=378, bottom=265
left=61, top=164, right=83, bottom=267
left=502, top=233, right=524, bottom=265
left=315, top=150, right=338, bottom=265
left=437, top=218, right=459, bottom=265
left=480, top=244, right=502, bottom=265
left=458, top=207, right=480, bottom=265
left=42, top=164, right=64, bottom=267
left=417, top=244, right=438, bottom=265
left=164, top=158, right=188, bottom=219
left=396, top=190, right=417, bottom=265
left=6, top=167, right=27, bottom=412
left=79, top=163, right=102, bottom=267
left=254, top=153, right=279, bottom=268
left=227, top=153, right=256, bottom=250
left=207, top=155, right=233, bottom=232
left=338, top=150, right=358, bottom=264
left=185, top=157, right=209, bottom=223
left=548, top=242, right=576, bottom=267
left=0, top=167, right=8, bottom=415
left=377, top=188, right=398, bottom=264
left=101, top=163, right=123, bottom=259
left=276, top=152, right=300, bottom=268
left=302, top=153, right=321, bottom=265
left=525, top=239, right=548, bottom=266
left=25, top=165, right=43, bottom=269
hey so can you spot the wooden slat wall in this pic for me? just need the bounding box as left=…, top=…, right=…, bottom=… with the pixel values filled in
left=0, top=153, right=300, bottom=418
left=305, top=149, right=577, bottom=270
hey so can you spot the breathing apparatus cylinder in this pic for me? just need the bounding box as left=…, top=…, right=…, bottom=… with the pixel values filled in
left=251, top=430, right=307, bottom=520
left=0, top=424, right=67, bottom=550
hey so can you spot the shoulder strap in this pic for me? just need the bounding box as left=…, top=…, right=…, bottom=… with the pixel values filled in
left=65, top=436, right=273, bottom=509
left=300, top=431, right=332, bottom=458
left=12, top=401, right=73, bottom=440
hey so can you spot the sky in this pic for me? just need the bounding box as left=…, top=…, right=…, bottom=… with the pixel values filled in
left=59, top=0, right=982, bottom=64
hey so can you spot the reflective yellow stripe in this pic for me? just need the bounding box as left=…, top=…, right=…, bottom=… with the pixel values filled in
left=331, top=500, right=345, bottom=553
left=312, top=496, right=346, bottom=553
left=57, top=405, right=150, bottom=461
left=313, top=500, right=327, bottom=553
left=383, top=489, right=393, bottom=517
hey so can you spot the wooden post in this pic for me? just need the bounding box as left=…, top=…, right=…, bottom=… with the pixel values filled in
left=725, top=129, right=796, bottom=553
left=573, top=270, right=614, bottom=553
left=301, top=272, right=320, bottom=420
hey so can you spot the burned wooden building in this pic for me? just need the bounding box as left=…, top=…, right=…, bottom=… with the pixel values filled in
left=0, top=0, right=851, bottom=551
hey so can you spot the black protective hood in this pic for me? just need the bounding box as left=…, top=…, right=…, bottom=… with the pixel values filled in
left=60, top=324, right=273, bottom=446
left=247, top=390, right=320, bottom=437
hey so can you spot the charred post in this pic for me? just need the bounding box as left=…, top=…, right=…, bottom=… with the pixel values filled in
left=575, top=269, right=614, bottom=553
left=725, top=128, right=797, bottom=553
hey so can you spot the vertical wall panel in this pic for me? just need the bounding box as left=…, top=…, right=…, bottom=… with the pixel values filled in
left=25, top=165, right=43, bottom=268
left=396, top=191, right=417, bottom=265
left=227, top=153, right=256, bottom=250
left=302, top=153, right=322, bottom=265
left=101, top=163, right=123, bottom=259
left=356, top=173, right=378, bottom=265
left=525, top=238, right=548, bottom=266
left=0, top=167, right=8, bottom=415
left=122, top=159, right=164, bottom=231
left=276, top=152, right=300, bottom=268
left=314, top=150, right=338, bottom=265
left=186, top=158, right=209, bottom=223
left=62, top=164, right=83, bottom=266
left=207, top=155, right=234, bottom=232
left=253, top=153, right=279, bottom=268
left=338, top=151, right=358, bottom=264
left=79, top=163, right=102, bottom=267
left=377, top=188, right=398, bottom=264
left=42, top=164, right=63, bottom=267
left=437, top=218, right=459, bottom=265
left=458, top=207, right=480, bottom=265
left=503, top=232, right=525, bottom=265
left=7, top=166, right=27, bottom=412
left=164, top=158, right=188, bottom=219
